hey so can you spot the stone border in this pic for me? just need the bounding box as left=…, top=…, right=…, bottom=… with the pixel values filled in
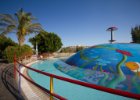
left=20, top=60, right=50, bottom=100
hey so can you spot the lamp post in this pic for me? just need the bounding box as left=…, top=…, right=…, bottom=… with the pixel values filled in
left=107, top=26, right=118, bottom=43
left=36, top=40, right=38, bottom=57
left=35, top=32, right=38, bottom=57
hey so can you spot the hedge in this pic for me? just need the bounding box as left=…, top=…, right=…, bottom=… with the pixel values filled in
left=3, top=45, right=33, bottom=63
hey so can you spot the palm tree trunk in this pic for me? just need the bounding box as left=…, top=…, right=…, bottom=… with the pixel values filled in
left=18, top=35, right=24, bottom=46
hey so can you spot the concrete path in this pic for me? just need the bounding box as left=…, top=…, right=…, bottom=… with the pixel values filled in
left=0, top=61, right=50, bottom=100
left=0, top=63, right=24, bottom=100
left=21, top=61, right=50, bottom=100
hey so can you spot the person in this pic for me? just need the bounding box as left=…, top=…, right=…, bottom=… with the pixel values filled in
left=40, top=55, right=43, bottom=59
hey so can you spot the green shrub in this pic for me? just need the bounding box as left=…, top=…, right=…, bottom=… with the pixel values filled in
left=0, top=35, right=17, bottom=58
left=3, top=45, right=33, bottom=63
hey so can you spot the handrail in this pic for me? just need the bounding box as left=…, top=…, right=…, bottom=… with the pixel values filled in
left=15, top=67, right=67, bottom=100
left=15, top=59, right=140, bottom=99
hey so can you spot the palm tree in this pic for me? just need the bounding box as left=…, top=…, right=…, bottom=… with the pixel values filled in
left=0, top=8, right=42, bottom=46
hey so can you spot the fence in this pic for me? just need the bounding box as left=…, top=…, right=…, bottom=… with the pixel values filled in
left=14, top=55, right=140, bottom=100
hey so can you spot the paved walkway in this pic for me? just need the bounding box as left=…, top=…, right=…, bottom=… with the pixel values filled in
left=21, top=61, right=50, bottom=100
left=0, top=63, right=24, bottom=100
left=0, top=61, right=50, bottom=100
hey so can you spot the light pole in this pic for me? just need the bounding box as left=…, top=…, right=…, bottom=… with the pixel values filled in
left=36, top=40, right=38, bottom=57
left=106, top=26, right=118, bottom=44
left=35, top=32, right=38, bottom=57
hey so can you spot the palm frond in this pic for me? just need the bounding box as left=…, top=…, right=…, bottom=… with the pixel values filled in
left=25, top=12, right=32, bottom=17
left=0, top=28, right=5, bottom=33
left=15, top=8, right=26, bottom=23
left=7, top=25, right=16, bottom=31
left=0, top=22, right=8, bottom=27
left=1, top=25, right=16, bottom=35
left=25, top=23, right=42, bottom=34
left=26, top=12, right=37, bottom=20
left=0, top=14, right=16, bottom=25
left=28, top=23, right=42, bottom=29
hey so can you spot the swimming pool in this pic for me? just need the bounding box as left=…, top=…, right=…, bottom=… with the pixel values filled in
left=28, top=59, right=134, bottom=100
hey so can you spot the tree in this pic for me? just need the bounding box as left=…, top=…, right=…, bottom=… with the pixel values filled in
left=76, top=46, right=84, bottom=52
left=0, top=8, right=42, bottom=46
left=0, top=34, right=17, bottom=58
left=3, top=44, right=33, bottom=62
left=29, top=31, right=63, bottom=53
left=131, top=25, right=140, bottom=43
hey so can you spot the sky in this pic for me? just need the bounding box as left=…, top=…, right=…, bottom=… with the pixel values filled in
left=0, top=0, right=140, bottom=47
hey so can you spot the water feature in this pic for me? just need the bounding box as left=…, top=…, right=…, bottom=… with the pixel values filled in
left=28, top=43, right=140, bottom=100
left=29, top=60, right=134, bottom=100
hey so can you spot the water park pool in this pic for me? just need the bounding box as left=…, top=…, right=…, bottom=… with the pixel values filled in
left=64, top=43, right=140, bottom=96
left=28, top=59, right=134, bottom=100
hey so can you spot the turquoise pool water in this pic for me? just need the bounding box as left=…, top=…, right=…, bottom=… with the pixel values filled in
left=28, top=59, right=134, bottom=100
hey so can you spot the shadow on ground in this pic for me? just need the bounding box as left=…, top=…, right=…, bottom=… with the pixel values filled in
left=0, top=63, right=24, bottom=100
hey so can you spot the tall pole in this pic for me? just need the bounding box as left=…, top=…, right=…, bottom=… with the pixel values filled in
left=35, top=32, right=38, bottom=57
left=111, top=29, right=113, bottom=44
left=36, top=41, right=38, bottom=57
left=107, top=27, right=118, bottom=44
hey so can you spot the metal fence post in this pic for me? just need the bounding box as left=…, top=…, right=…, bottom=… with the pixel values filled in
left=14, top=54, right=17, bottom=80
left=50, top=77, right=54, bottom=100
left=18, top=64, right=21, bottom=94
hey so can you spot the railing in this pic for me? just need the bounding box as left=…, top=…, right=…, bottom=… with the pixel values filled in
left=14, top=56, right=140, bottom=100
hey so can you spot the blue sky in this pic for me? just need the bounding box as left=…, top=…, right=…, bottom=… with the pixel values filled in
left=0, top=0, right=140, bottom=47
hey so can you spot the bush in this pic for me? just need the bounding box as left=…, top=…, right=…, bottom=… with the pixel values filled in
left=3, top=45, right=33, bottom=63
left=0, top=35, right=17, bottom=58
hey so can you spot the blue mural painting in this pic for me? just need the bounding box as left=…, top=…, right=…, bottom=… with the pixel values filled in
left=54, top=43, right=140, bottom=94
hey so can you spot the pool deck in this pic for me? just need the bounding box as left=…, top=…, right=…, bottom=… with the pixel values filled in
left=20, top=60, right=50, bottom=100
left=0, top=60, right=51, bottom=100
left=0, top=63, right=16, bottom=100
left=0, top=54, right=73, bottom=100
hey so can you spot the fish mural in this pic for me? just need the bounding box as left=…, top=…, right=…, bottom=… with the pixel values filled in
left=125, top=62, right=140, bottom=76
left=106, top=49, right=132, bottom=88
left=125, top=62, right=140, bottom=93
left=57, top=43, right=140, bottom=94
